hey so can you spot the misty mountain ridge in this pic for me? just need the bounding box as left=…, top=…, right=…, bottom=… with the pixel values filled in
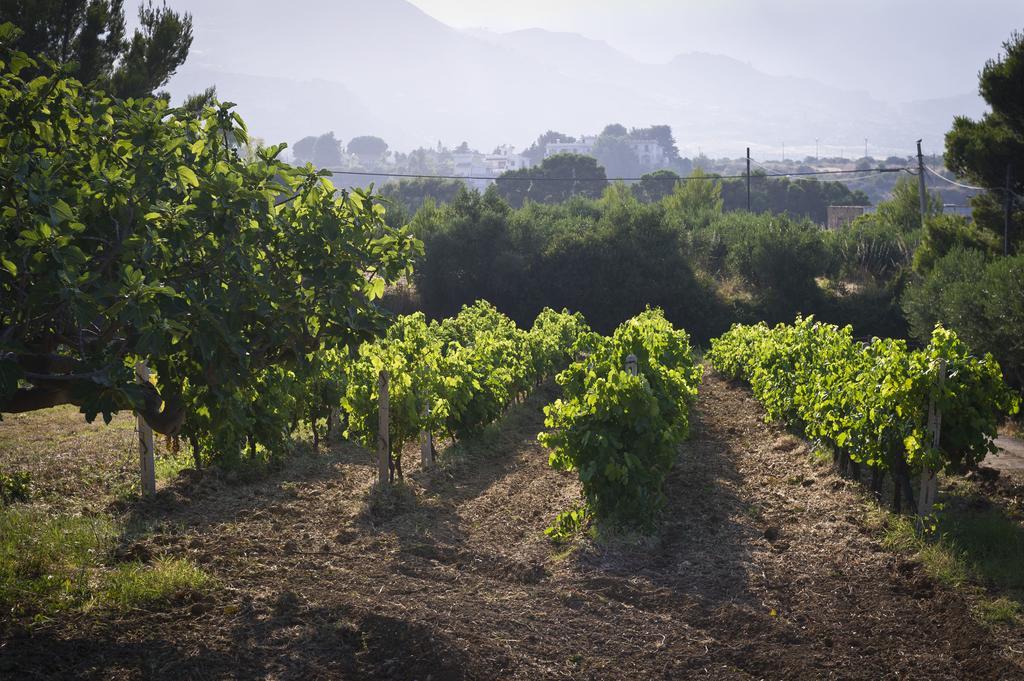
left=163, top=0, right=986, bottom=159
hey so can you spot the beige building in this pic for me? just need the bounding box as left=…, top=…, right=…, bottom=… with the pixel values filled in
left=826, top=205, right=867, bottom=230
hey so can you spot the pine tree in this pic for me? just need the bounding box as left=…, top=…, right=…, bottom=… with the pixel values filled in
left=1, top=0, right=192, bottom=98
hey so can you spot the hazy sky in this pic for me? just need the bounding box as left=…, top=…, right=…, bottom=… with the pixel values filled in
left=142, top=0, right=1022, bottom=156
left=408, top=0, right=1024, bottom=101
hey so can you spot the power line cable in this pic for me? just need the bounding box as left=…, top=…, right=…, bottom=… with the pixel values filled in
left=748, top=157, right=911, bottom=183
left=924, top=165, right=1024, bottom=201
left=321, top=166, right=910, bottom=183
left=923, top=165, right=986, bottom=191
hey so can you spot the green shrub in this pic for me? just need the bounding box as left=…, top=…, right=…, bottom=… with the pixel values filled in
left=913, top=214, right=999, bottom=274
left=709, top=213, right=828, bottom=303
left=828, top=215, right=918, bottom=282
left=903, top=249, right=1024, bottom=388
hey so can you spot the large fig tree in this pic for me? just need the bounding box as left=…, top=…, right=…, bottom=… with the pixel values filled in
left=0, top=25, right=419, bottom=460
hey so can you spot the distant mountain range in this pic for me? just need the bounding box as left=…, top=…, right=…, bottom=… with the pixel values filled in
left=163, top=0, right=986, bottom=158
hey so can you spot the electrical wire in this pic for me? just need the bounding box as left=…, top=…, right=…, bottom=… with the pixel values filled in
left=924, top=165, right=1024, bottom=201
left=748, top=156, right=911, bottom=181
left=321, top=166, right=910, bottom=183
left=923, top=165, right=986, bottom=191
left=748, top=157, right=911, bottom=185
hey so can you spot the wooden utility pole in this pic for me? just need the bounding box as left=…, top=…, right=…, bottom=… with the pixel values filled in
left=377, top=370, right=390, bottom=487
left=746, top=147, right=751, bottom=212
left=1005, top=163, right=1014, bottom=256
left=916, top=140, right=928, bottom=229
left=135, top=362, right=156, bottom=496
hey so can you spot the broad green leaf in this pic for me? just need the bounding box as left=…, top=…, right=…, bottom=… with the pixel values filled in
left=176, top=165, right=199, bottom=187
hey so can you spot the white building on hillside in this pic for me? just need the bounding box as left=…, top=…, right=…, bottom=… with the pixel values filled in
left=544, top=135, right=666, bottom=167
left=451, top=152, right=488, bottom=177
left=628, top=139, right=666, bottom=166
left=484, top=150, right=530, bottom=174
left=449, top=147, right=531, bottom=189
left=545, top=136, right=598, bottom=157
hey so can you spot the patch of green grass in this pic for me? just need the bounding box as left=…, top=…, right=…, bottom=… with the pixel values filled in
left=917, top=541, right=971, bottom=587
left=936, top=506, right=1024, bottom=593
left=1, top=507, right=212, bottom=623
left=974, top=597, right=1021, bottom=625
left=0, top=507, right=115, bottom=619
left=881, top=513, right=970, bottom=587
left=102, top=557, right=212, bottom=610
left=155, top=445, right=193, bottom=481
left=877, top=497, right=1024, bottom=625
left=878, top=513, right=920, bottom=552
left=809, top=446, right=832, bottom=466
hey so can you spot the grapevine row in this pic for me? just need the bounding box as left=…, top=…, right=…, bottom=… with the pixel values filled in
left=334, top=301, right=591, bottom=480
left=708, top=317, right=1019, bottom=511
left=539, top=309, right=703, bottom=530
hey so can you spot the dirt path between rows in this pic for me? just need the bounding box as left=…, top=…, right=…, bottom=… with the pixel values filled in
left=990, top=436, right=1024, bottom=474
left=3, top=374, right=1022, bottom=679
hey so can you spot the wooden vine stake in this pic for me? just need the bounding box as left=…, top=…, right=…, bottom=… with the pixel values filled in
left=135, top=362, right=157, bottom=496
left=329, top=406, right=341, bottom=441
left=917, top=359, right=946, bottom=524
left=420, top=404, right=435, bottom=469
left=377, top=370, right=390, bottom=487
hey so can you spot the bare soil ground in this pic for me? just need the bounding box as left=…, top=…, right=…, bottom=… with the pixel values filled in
left=2, top=374, right=1023, bottom=680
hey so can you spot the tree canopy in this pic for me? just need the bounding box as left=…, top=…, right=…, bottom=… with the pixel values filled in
left=635, top=170, right=681, bottom=202
left=601, top=123, right=627, bottom=138
left=494, top=153, right=608, bottom=207
left=945, top=29, right=1024, bottom=248
left=630, top=125, right=680, bottom=163
left=522, top=130, right=575, bottom=165
left=292, top=131, right=343, bottom=167
left=0, top=29, right=419, bottom=461
left=0, top=0, right=192, bottom=98
left=347, top=135, right=389, bottom=163
left=663, top=168, right=723, bottom=229
left=874, top=176, right=942, bottom=233
left=381, top=177, right=466, bottom=220
left=593, top=133, right=641, bottom=178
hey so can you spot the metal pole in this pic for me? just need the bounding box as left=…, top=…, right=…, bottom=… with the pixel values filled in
left=916, top=140, right=928, bottom=229
left=746, top=147, right=751, bottom=212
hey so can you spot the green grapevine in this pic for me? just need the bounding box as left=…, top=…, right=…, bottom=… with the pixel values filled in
left=540, top=309, right=702, bottom=529
left=339, top=303, right=592, bottom=480
left=708, top=317, right=1019, bottom=509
